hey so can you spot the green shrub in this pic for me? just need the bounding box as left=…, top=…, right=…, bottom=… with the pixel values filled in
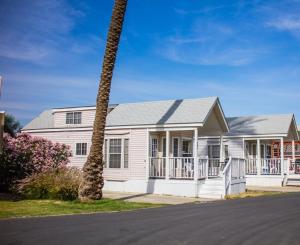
left=16, top=168, right=82, bottom=200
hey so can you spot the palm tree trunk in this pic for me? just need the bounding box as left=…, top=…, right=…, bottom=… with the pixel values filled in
left=79, top=0, right=128, bottom=201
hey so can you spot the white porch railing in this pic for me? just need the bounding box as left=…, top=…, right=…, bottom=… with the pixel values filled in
left=223, top=157, right=246, bottom=196
left=198, top=158, right=207, bottom=179
left=246, top=158, right=257, bottom=175
left=169, top=157, right=194, bottom=179
left=287, top=159, right=300, bottom=175
left=261, top=158, right=281, bottom=175
left=208, top=158, right=221, bottom=177
left=149, top=157, right=166, bottom=178
left=246, top=158, right=282, bottom=175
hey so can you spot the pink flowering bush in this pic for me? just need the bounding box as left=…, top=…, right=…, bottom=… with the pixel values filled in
left=0, top=133, right=72, bottom=191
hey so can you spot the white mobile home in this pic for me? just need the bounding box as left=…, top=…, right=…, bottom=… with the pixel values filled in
left=22, top=97, right=299, bottom=199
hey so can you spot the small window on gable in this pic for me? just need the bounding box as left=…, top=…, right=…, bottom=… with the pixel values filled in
left=66, top=112, right=82, bottom=124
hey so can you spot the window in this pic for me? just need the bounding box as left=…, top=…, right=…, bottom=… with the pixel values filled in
left=109, top=139, right=122, bottom=168
left=173, top=138, right=179, bottom=157
left=251, top=144, right=257, bottom=156
left=103, top=138, right=129, bottom=169
left=225, top=145, right=229, bottom=159
left=124, top=139, right=129, bottom=168
left=182, top=139, right=192, bottom=157
left=66, top=112, right=82, bottom=124
left=151, top=138, right=158, bottom=157
left=162, top=138, right=166, bottom=157
left=76, top=143, right=87, bottom=155
left=266, top=145, right=272, bottom=158
left=208, top=145, right=220, bottom=159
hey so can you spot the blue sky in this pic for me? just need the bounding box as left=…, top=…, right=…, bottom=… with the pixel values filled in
left=1, top=0, right=300, bottom=125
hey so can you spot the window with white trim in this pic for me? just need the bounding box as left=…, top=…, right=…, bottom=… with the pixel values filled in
left=103, top=138, right=129, bottom=168
left=66, top=112, right=82, bottom=124
left=109, top=139, right=122, bottom=168
left=76, top=143, right=87, bottom=155
left=151, top=138, right=158, bottom=157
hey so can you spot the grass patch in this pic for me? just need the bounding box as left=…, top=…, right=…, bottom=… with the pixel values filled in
left=226, top=190, right=287, bottom=200
left=0, top=199, right=164, bottom=219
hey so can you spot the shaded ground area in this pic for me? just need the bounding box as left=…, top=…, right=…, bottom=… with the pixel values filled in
left=1, top=193, right=300, bottom=245
left=0, top=198, right=163, bottom=219
left=103, top=191, right=215, bottom=204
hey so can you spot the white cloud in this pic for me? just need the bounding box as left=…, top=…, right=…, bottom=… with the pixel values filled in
left=158, top=20, right=267, bottom=66
left=0, top=0, right=90, bottom=62
left=266, top=16, right=300, bottom=37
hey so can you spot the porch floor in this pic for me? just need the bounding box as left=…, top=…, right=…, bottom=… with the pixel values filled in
left=103, top=191, right=218, bottom=205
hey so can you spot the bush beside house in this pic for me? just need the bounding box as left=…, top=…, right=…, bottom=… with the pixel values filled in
left=0, top=133, right=72, bottom=192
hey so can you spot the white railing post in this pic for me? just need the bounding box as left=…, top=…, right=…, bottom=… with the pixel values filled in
left=292, top=140, right=295, bottom=164
left=194, top=128, right=198, bottom=181
left=166, top=131, right=170, bottom=180
left=257, top=139, right=261, bottom=175
left=281, top=137, right=284, bottom=177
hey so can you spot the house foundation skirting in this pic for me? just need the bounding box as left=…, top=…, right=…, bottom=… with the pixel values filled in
left=246, top=175, right=283, bottom=187
left=103, top=178, right=246, bottom=199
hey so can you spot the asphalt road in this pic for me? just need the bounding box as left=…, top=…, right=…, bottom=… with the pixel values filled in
left=1, top=193, right=300, bottom=245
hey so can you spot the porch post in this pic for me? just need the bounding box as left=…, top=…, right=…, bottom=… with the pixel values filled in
left=292, top=140, right=296, bottom=162
left=257, top=139, right=261, bottom=175
left=145, top=129, right=150, bottom=180
left=166, top=130, right=170, bottom=180
left=194, top=128, right=199, bottom=181
left=281, top=137, right=284, bottom=177
left=220, top=134, right=224, bottom=163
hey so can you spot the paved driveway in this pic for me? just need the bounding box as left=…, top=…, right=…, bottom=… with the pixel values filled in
left=1, top=193, right=300, bottom=245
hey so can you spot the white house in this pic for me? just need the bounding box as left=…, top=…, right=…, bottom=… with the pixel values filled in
left=22, top=97, right=299, bottom=199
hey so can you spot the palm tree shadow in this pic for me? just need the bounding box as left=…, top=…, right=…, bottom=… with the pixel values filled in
left=156, top=100, right=183, bottom=125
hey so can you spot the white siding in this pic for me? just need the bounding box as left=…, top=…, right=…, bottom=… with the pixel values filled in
left=128, top=129, right=147, bottom=180
left=54, top=110, right=95, bottom=128
left=225, top=138, right=244, bottom=158
left=198, top=137, right=244, bottom=158
left=26, top=128, right=148, bottom=181
left=27, top=130, right=92, bottom=168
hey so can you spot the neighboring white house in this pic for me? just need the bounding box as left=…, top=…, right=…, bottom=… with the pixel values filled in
left=22, top=97, right=299, bottom=198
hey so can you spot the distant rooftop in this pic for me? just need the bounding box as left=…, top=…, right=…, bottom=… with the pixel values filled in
left=227, top=114, right=297, bottom=136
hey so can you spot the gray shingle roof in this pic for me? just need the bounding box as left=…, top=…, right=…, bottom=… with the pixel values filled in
left=106, top=97, right=218, bottom=126
left=226, top=114, right=295, bottom=136
left=23, top=110, right=54, bottom=130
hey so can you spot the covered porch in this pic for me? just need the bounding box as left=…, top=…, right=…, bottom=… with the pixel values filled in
left=147, top=128, right=233, bottom=180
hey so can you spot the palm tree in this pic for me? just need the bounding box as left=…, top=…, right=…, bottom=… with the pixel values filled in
left=79, top=0, right=128, bottom=201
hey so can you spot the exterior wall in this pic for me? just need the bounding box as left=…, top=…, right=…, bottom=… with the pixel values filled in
left=225, top=138, right=244, bottom=158
left=53, top=110, right=95, bottom=128
left=198, top=137, right=244, bottom=158
left=26, top=128, right=148, bottom=181
left=25, top=130, right=92, bottom=168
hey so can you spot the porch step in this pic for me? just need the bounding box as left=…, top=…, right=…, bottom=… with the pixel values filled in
left=286, top=178, right=300, bottom=186
left=198, top=178, right=224, bottom=199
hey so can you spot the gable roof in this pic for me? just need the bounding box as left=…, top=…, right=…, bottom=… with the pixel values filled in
left=226, top=114, right=299, bottom=138
left=106, top=97, right=222, bottom=127
left=23, top=109, right=54, bottom=130
left=23, top=97, right=228, bottom=130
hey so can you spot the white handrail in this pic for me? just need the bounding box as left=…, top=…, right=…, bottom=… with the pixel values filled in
left=222, top=157, right=232, bottom=175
